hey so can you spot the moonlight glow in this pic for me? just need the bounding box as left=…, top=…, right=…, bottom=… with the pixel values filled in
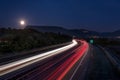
left=20, top=20, right=25, bottom=25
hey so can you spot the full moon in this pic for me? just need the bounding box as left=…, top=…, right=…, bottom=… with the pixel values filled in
left=20, top=20, right=25, bottom=25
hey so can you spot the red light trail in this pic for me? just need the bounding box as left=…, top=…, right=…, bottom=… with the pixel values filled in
left=46, top=40, right=89, bottom=80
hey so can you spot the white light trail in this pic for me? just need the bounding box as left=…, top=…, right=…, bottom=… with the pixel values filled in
left=0, top=40, right=77, bottom=76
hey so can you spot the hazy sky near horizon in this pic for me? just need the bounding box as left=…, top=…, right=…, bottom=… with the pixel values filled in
left=0, top=0, right=120, bottom=32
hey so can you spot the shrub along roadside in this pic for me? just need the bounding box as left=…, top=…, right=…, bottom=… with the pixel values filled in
left=0, top=28, right=72, bottom=54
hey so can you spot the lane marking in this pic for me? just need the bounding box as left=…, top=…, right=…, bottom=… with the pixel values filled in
left=70, top=45, right=89, bottom=80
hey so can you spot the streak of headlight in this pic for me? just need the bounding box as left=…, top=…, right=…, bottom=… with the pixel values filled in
left=0, top=40, right=77, bottom=76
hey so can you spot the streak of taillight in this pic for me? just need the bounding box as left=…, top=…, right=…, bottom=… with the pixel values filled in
left=58, top=41, right=88, bottom=80
left=47, top=40, right=88, bottom=80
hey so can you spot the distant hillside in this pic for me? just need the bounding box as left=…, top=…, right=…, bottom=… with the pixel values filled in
left=69, top=29, right=100, bottom=38
left=26, top=26, right=120, bottom=38
left=26, top=26, right=100, bottom=38
left=111, top=29, right=120, bottom=36
left=101, top=29, right=120, bottom=37
left=26, top=26, right=71, bottom=35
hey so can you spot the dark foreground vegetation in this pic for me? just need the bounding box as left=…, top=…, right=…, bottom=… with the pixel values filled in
left=94, top=38, right=120, bottom=46
left=86, top=38, right=120, bottom=46
left=0, top=28, right=72, bottom=54
left=87, top=38, right=120, bottom=55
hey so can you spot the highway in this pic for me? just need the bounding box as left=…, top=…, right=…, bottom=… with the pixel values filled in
left=63, top=45, right=120, bottom=80
left=1, top=39, right=120, bottom=80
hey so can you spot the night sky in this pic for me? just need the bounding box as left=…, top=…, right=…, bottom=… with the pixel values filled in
left=0, top=0, right=120, bottom=32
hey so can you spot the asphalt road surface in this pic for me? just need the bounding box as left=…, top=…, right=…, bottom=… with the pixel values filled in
left=64, top=45, right=120, bottom=80
left=1, top=40, right=120, bottom=80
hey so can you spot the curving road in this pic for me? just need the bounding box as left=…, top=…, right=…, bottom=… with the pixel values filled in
left=1, top=39, right=120, bottom=80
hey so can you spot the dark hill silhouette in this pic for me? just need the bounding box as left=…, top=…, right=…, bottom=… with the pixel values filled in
left=26, top=25, right=120, bottom=38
